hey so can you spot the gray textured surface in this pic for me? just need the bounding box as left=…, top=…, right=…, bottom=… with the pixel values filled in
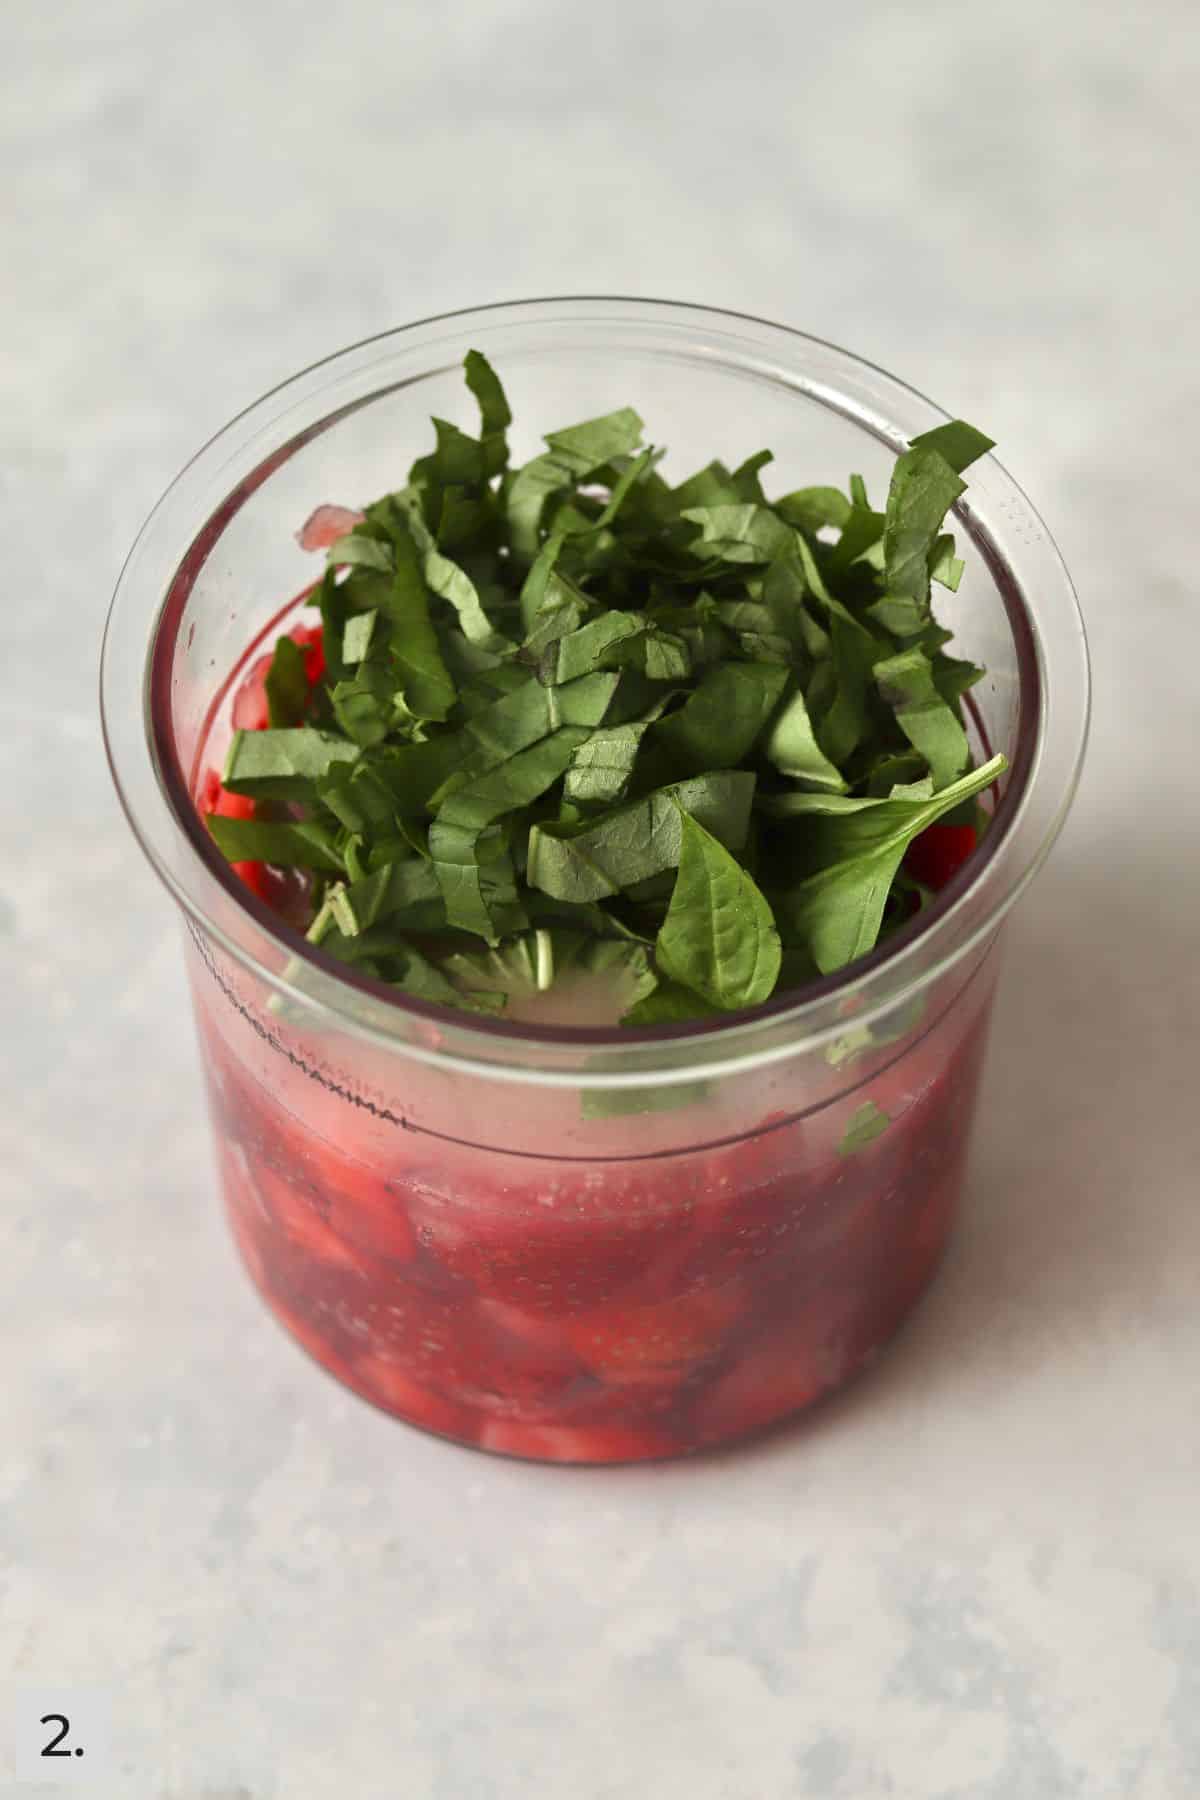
left=4, top=2, right=1200, bottom=1795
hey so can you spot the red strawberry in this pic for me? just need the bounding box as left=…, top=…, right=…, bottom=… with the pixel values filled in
left=476, top=1417, right=676, bottom=1464
left=296, top=504, right=365, bottom=552
left=904, top=822, right=978, bottom=891
left=689, top=1288, right=871, bottom=1447
left=230, top=621, right=327, bottom=733
left=198, top=768, right=268, bottom=896
left=268, top=1298, right=360, bottom=1393
left=285, top=1118, right=418, bottom=1267
left=350, top=1355, right=478, bottom=1442
left=405, top=1165, right=693, bottom=1317
left=565, top=1284, right=746, bottom=1385
left=216, top=1139, right=269, bottom=1294
left=251, top=1161, right=371, bottom=1275
left=231, top=652, right=273, bottom=731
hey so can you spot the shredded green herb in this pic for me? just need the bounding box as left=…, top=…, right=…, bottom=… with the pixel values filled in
left=207, top=354, right=1003, bottom=1023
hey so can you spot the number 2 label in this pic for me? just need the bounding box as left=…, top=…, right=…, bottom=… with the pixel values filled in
left=40, top=1712, right=78, bottom=1756
left=9, top=1688, right=112, bottom=1784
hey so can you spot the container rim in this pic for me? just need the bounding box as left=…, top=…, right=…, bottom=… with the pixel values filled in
left=100, top=296, right=1090, bottom=1087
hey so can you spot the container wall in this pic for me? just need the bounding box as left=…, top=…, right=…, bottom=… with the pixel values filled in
left=188, top=922, right=1001, bottom=1460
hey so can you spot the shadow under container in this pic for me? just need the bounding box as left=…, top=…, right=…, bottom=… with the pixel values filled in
left=101, top=299, right=1089, bottom=1463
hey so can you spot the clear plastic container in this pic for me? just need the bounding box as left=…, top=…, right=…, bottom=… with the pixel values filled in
left=101, top=298, right=1089, bottom=1462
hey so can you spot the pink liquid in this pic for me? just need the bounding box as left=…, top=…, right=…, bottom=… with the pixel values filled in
left=188, top=611, right=996, bottom=1461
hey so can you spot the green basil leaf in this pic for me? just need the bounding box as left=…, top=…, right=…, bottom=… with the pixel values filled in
left=429, top=417, right=488, bottom=488
left=679, top=503, right=792, bottom=566
left=929, top=534, right=965, bottom=591
left=838, top=1101, right=891, bottom=1156
left=761, top=542, right=830, bottom=659
left=327, top=533, right=394, bottom=572
left=216, top=356, right=998, bottom=1026
left=868, top=446, right=965, bottom=639
left=776, top=755, right=1004, bottom=972
left=908, top=420, right=995, bottom=474
left=539, top=611, right=648, bottom=685
left=814, top=614, right=888, bottom=766
left=774, top=486, right=853, bottom=532
left=669, top=460, right=740, bottom=509
left=526, top=770, right=755, bottom=903
left=329, top=660, right=397, bottom=748
left=873, top=645, right=970, bottom=790
left=342, top=609, right=378, bottom=666
left=730, top=449, right=774, bottom=503
left=655, top=661, right=789, bottom=774
left=507, top=407, right=644, bottom=563
left=317, top=759, right=399, bottom=836
left=323, top=856, right=445, bottom=934
left=369, top=735, right=469, bottom=815
left=621, top=977, right=721, bottom=1026
left=438, top=727, right=591, bottom=832
left=543, top=406, right=645, bottom=469
left=427, top=817, right=528, bottom=944
left=464, top=348, right=512, bottom=477
left=264, top=635, right=310, bottom=728
left=655, top=811, right=781, bottom=1011
left=423, top=542, right=513, bottom=653
left=931, top=651, right=986, bottom=708
left=223, top=727, right=359, bottom=800
left=207, top=814, right=345, bottom=873
left=563, top=694, right=674, bottom=807
left=762, top=683, right=849, bottom=792
left=441, top=670, right=619, bottom=794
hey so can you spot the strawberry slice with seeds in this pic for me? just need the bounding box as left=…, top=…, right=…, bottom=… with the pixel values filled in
left=565, top=1284, right=746, bottom=1385
left=296, top=504, right=365, bottom=552
left=477, top=1417, right=676, bottom=1464
left=351, top=1355, right=478, bottom=1441
left=690, top=1288, right=871, bottom=1447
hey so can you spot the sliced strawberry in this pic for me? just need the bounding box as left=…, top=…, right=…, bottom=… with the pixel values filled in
left=197, top=768, right=267, bottom=895
left=268, top=1298, right=360, bottom=1392
left=477, top=1417, right=676, bottom=1464
left=689, top=1289, right=870, bottom=1447
left=251, top=1161, right=371, bottom=1275
left=406, top=1169, right=688, bottom=1316
left=904, top=822, right=978, bottom=892
left=230, top=620, right=327, bottom=733
left=565, top=1284, right=746, bottom=1385
left=216, top=1139, right=269, bottom=1293
left=350, top=1355, right=478, bottom=1441
left=288, top=1125, right=418, bottom=1267
left=231, top=652, right=273, bottom=731
left=296, top=504, right=365, bottom=552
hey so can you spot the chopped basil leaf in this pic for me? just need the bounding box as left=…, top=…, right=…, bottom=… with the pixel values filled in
left=327, top=533, right=394, bottom=572
left=342, top=609, right=378, bottom=666
left=655, top=662, right=789, bottom=775
left=869, top=446, right=965, bottom=639
left=838, top=1100, right=891, bottom=1156
left=655, top=812, right=782, bottom=1012
left=775, top=755, right=1004, bottom=973
left=527, top=771, right=755, bottom=903
left=264, top=635, right=310, bottom=728
left=207, top=814, right=345, bottom=873
left=223, top=727, right=359, bottom=800
left=763, top=683, right=848, bottom=793
left=212, top=356, right=1001, bottom=1025
left=873, top=645, right=970, bottom=790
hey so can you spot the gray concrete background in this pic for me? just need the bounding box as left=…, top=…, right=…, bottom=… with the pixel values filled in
left=3, top=2, right=1199, bottom=1794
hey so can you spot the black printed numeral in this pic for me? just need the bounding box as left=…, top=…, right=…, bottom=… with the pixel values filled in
left=40, top=1713, right=75, bottom=1757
